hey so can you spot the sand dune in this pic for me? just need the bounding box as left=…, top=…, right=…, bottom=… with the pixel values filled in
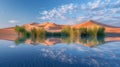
left=1, top=20, right=120, bottom=35
left=0, top=27, right=17, bottom=35
left=22, top=20, right=120, bottom=33
left=23, top=22, right=65, bottom=32
left=74, top=20, right=120, bottom=33
left=1, top=20, right=120, bottom=47
left=74, top=20, right=120, bottom=28
left=0, top=27, right=17, bottom=41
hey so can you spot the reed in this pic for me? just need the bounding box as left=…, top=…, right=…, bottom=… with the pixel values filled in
left=15, top=25, right=105, bottom=38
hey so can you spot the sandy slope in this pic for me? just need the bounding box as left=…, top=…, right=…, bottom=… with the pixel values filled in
left=74, top=20, right=120, bottom=33
left=0, top=27, right=17, bottom=41
left=1, top=20, right=120, bottom=47
left=1, top=20, right=120, bottom=35
left=0, top=27, right=17, bottom=35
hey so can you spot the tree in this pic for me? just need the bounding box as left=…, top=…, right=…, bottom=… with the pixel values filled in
left=14, top=25, right=29, bottom=37
left=14, top=25, right=21, bottom=36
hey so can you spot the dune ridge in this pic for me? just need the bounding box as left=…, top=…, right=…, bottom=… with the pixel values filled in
left=1, top=20, right=120, bottom=35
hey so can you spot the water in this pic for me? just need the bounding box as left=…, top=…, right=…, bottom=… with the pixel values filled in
left=0, top=36, right=120, bottom=67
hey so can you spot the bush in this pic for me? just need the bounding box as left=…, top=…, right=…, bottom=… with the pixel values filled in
left=97, top=27, right=105, bottom=36
left=61, top=26, right=71, bottom=36
left=80, top=27, right=88, bottom=37
left=70, top=28, right=78, bottom=37
left=15, top=25, right=29, bottom=37
left=79, top=26, right=105, bottom=37
left=37, top=28, right=46, bottom=38
left=15, top=25, right=105, bottom=39
left=30, top=28, right=37, bottom=38
left=14, top=25, right=21, bottom=36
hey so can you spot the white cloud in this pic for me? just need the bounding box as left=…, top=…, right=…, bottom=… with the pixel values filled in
left=91, top=0, right=101, bottom=9
left=39, top=3, right=77, bottom=22
left=38, top=0, right=120, bottom=26
left=9, top=20, right=18, bottom=23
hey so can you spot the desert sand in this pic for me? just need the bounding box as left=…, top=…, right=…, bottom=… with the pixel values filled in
left=0, top=20, right=120, bottom=47
left=1, top=20, right=120, bottom=44
left=1, top=20, right=120, bottom=35
left=74, top=20, right=120, bottom=33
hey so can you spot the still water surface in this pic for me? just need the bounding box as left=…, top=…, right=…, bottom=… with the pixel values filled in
left=0, top=37, right=120, bottom=67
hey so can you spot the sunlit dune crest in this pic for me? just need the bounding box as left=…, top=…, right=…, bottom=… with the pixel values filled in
left=1, top=20, right=120, bottom=47
left=1, top=20, right=120, bottom=34
left=74, top=20, right=120, bottom=33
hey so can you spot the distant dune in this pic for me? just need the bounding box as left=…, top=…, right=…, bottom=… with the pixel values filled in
left=0, top=27, right=17, bottom=41
left=0, top=27, right=17, bottom=35
left=23, top=22, right=67, bottom=33
left=74, top=20, right=120, bottom=33
left=1, top=20, right=120, bottom=46
left=0, top=20, right=120, bottom=36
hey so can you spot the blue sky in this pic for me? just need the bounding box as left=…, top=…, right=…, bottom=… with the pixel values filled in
left=0, top=0, right=120, bottom=28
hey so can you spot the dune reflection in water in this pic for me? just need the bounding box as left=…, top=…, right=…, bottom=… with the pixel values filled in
left=0, top=35, right=120, bottom=67
left=14, top=36, right=105, bottom=47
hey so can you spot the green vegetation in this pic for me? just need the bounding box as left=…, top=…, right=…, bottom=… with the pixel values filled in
left=37, top=28, right=46, bottom=38
left=30, top=28, right=37, bottom=38
left=61, top=26, right=78, bottom=37
left=15, top=25, right=30, bottom=38
left=14, top=25, right=22, bottom=36
left=14, top=25, right=105, bottom=46
left=80, top=26, right=105, bottom=37
left=61, top=26, right=71, bottom=36
left=80, top=27, right=88, bottom=37
left=97, top=27, right=105, bottom=36
left=14, top=25, right=105, bottom=39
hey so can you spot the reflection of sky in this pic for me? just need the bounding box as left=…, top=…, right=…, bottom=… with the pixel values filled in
left=39, top=43, right=120, bottom=65
left=0, top=40, right=120, bottom=67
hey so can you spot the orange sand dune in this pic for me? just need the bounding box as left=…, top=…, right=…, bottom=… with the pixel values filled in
left=74, top=20, right=120, bottom=33
left=74, top=20, right=120, bottom=28
left=0, top=27, right=17, bottom=35
left=1, top=20, right=120, bottom=35
left=23, top=22, right=66, bottom=32
left=0, top=27, right=17, bottom=41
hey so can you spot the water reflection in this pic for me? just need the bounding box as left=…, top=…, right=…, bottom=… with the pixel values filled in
left=1, top=34, right=120, bottom=67
left=0, top=35, right=120, bottom=67
left=14, top=36, right=105, bottom=47
left=38, top=44, right=120, bottom=66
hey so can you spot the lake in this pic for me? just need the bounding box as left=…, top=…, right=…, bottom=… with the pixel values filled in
left=0, top=36, right=120, bottom=67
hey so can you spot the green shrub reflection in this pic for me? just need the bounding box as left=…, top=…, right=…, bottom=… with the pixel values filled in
left=14, top=36, right=105, bottom=47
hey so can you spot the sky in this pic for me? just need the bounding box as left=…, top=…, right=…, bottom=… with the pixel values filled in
left=0, top=0, right=120, bottom=28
